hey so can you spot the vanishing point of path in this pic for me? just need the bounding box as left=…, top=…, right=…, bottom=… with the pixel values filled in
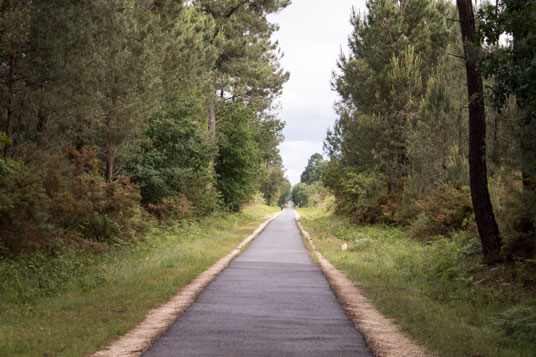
left=144, top=208, right=372, bottom=356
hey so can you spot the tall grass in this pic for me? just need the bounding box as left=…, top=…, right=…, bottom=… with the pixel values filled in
left=298, top=208, right=536, bottom=357
left=0, top=205, right=277, bottom=356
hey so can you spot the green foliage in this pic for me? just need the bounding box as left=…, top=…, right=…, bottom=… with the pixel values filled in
left=493, top=306, right=536, bottom=342
left=406, top=184, right=474, bottom=240
left=195, top=0, right=290, bottom=112
left=0, top=1, right=288, bottom=253
left=0, top=249, right=103, bottom=303
left=324, top=0, right=466, bottom=227
left=277, top=179, right=291, bottom=206
left=324, top=163, right=390, bottom=224
left=0, top=160, right=50, bottom=250
left=216, top=102, right=262, bottom=211
left=300, top=153, right=326, bottom=184
left=477, top=0, right=536, bottom=123
left=0, top=148, right=141, bottom=251
left=291, top=182, right=308, bottom=208
left=259, top=155, right=289, bottom=207
left=501, top=187, right=536, bottom=259
left=330, top=0, right=455, bottom=188
left=259, top=165, right=286, bottom=206
left=127, top=105, right=215, bottom=207
left=304, top=181, right=334, bottom=209
left=299, top=208, right=536, bottom=356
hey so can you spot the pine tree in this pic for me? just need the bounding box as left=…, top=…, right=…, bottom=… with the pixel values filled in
left=0, top=0, right=32, bottom=157
left=457, top=0, right=502, bottom=264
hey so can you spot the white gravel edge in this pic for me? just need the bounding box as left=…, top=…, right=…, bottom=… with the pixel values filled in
left=294, top=210, right=435, bottom=357
left=92, top=211, right=281, bottom=357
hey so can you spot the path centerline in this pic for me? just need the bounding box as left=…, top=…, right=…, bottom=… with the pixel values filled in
left=144, top=208, right=372, bottom=356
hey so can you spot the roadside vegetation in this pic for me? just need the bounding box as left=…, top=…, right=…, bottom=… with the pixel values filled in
left=293, top=1, right=536, bottom=345
left=318, top=0, right=535, bottom=265
left=298, top=207, right=536, bottom=357
left=0, top=204, right=278, bottom=356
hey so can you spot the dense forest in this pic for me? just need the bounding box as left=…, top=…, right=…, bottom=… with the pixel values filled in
left=1, top=0, right=533, bottom=262
left=0, top=0, right=292, bottom=253
left=293, top=0, right=535, bottom=264
left=1, top=0, right=535, bottom=354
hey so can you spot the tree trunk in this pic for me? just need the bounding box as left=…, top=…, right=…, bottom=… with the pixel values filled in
left=208, top=103, right=216, bottom=140
left=105, top=114, right=114, bottom=182
left=520, top=127, right=534, bottom=190
left=3, top=54, right=15, bottom=158
left=457, top=0, right=502, bottom=264
left=513, top=18, right=536, bottom=193
left=207, top=102, right=217, bottom=191
left=36, top=110, right=47, bottom=145
left=106, top=144, right=114, bottom=183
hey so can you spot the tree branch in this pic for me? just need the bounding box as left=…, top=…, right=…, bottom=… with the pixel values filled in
left=449, top=52, right=466, bottom=60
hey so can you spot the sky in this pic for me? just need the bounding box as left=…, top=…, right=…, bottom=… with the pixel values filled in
left=270, top=0, right=367, bottom=185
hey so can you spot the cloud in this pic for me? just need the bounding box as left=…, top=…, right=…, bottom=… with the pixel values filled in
left=269, top=0, right=367, bottom=186
left=279, top=140, right=324, bottom=185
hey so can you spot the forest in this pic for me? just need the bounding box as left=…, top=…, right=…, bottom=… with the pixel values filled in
left=0, top=0, right=292, bottom=253
left=293, top=0, right=535, bottom=264
left=290, top=1, right=536, bottom=353
left=1, top=0, right=536, bottom=355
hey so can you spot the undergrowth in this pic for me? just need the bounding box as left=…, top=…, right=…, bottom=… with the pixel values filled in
left=0, top=204, right=277, bottom=356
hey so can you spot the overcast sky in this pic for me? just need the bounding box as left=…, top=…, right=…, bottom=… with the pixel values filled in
left=270, top=0, right=367, bottom=185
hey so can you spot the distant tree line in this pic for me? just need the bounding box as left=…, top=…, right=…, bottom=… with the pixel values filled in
left=0, top=0, right=292, bottom=252
left=291, top=153, right=331, bottom=208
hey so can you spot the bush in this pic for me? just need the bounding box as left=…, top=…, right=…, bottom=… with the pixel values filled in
left=47, top=148, right=141, bottom=242
left=330, top=169, right=393, bottom=224
left=493, top=306, right=536, bottom=341
left=0, top=147, right=142, bottom=252
left=407, top=184, right=474, bottom=240
left=291, top=182, right=309, bottom=207
left=0, top=159, right=50, bottom=251
left=502, top=189, right=536, bottom=260
left=305, top=181, right=335, bottom=209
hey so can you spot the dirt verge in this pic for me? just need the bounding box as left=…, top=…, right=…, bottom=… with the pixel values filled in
left=294, top=211, right=435, bottom=357
left=93, top=212, right=280, bottom=357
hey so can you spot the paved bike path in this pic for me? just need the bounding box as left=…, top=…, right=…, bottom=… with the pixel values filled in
left=144, top=208, right=372, bottom=356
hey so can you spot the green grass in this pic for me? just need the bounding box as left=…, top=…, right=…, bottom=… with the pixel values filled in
left=0, top=204, right=278, bottom=356
left=298, top=207, right=536, bottom=357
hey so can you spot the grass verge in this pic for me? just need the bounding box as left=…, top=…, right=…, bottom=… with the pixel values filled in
left=297, top=207, right=536, bottom=357
left=0, top=204, right=278, bottom=356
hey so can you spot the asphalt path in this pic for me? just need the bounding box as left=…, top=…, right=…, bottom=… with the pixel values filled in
left=144, top=208, right=372, bottom=356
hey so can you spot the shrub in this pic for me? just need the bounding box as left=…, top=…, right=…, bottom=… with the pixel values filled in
left=162, top=196, right=191, bottom=219
left=0, top=147, right=142, bottom=252
left=330, top=169, right=393, bottom=224
left=493, top=306, right=536, bottom=341
left=291, top=182, right=309, bottom=207
left=407, top=184, right=474, bottom=239
left=0, top=159, right=50, bottom=251
left=501, top=189, right=536, bottom=260
left=47, top=148, right=141, bottom=242
left=305, top=181, right=335, bottom=209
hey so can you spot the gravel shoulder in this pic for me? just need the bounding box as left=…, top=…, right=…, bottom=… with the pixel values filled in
left=143, top=208, right=371, bottom=356
left=295, top=210, right=434, bottom=357
left=93, top=212, right=280, bottom=357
